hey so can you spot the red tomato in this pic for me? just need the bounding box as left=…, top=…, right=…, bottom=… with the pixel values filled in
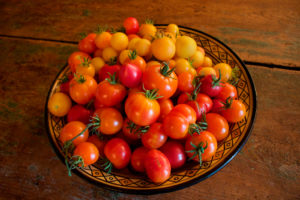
left=94, top=97, right=106, bottom=110
left=158, top=99, right=174, bottom=122
left=124, top=51, right=147, bottom=72
left=178, top=72, right=195, bottom=93
left=98, top=64, right=121, bottom=82
left=59, top=74, right=73, bottom=94
left=104, top=138, right=131, bottom=169
left=73, top=142, right=99, bottom=167
left=122, top=118, right=147, bottom=140
left=160, top=141, right=186, bottom=169
left=142, top=64, right=178, bottom=100
left=216, top=82, right=238, bottom=101
left=59, top=121, right=89, bottom=146
left=221, top=99, right=246, bottom=123
left=211, top=98, right=225, bottom=113
left=163, top=111, right=189, bottom=139
left=87, top=135, right=106, bottom=158
left=119, top=63, right=142, bottom=88
left=130, top=146, right=149, bottom=172
left=68, top=52, right=91, bottom=73
left=144, top=149, right=171, bottom=183
left=186, top=93, right=213, bottom=120
left=200, top=75, right=222, bottom=97
left=93, top=108, right=123, bottom=135
left=141, top=123, right=167, bottom=149
left=172, top=104, right=197, bottom=124
left=67, top=105, right=91, bottom=124
left=78, top=33, right=97, bottom=54
left=123, top=17, right=139, bottom=35
left=125, top=91, right=160, bottom=126
left=69, top=74, right=97, bottom=105
left=185, top=131, right=217, bottom=164
left=206, top=113, right=229, bottom=141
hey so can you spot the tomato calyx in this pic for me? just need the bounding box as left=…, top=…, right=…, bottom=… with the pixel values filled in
left=80, top=57, right=91, bottom=67
left=74, top=73, right=86, bottom=84
left=95, top=25, right=109, bottom=34
left=101, top=158, right=113, bottom=174
left=105, top=72, right=118, bottom=85
left=187, top=58, right=195, bottom=68
left=143, top=87, right=163, bottom=100
left=108, top=57, right=118, bottom=65
left=160, top=62, right=176, bottom=78
left=186, top=141, right=208, bottom=166
left=211, top=70, right=223, bottom=87
left=65, top=155, right=84, bottom=176
left=126, top=121, right=149, bottom=136
left=221, top=97, right=233, bottom=110
left=59, top=74, right=70, bottom=84
left=128, top=50, right=137, bottom=60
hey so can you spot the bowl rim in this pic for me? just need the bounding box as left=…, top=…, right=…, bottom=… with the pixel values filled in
left=44, top=24, right=257, bottom=195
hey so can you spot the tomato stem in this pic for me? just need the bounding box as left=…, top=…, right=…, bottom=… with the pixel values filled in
left=65, top=155, right=84, bottom=176
left=101, top=158, right=113, bottom=174
left=160, top=62, right=176, bottom=78
left=221, top=97, right=233, bottom=110
left=108, top=57, right=118, bottom=65
left=186, top=141, right=208, bottom=167
left=128, top=50, right=137, bottom=60
left=81, top=57, right=91, bottom=67
left=105, top=72, right=118, bottom=85
left=74, top=73, right=86, bottom=84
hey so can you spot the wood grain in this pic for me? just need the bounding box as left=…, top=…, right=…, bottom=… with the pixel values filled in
left=0, top=38, right=299, bottom=200
left=0, top=0, right=299, bottom=67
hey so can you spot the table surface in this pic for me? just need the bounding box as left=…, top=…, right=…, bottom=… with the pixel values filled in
left=0, top=0, right=299, bottom=199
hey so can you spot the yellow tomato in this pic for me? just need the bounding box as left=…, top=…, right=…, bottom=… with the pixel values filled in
left=110, top=32, right=128, bottom=51
left=197, top=67, right=217, bottom=77
left=197, top=46, right=205, bottom=55
left=95, top=32, right=111, bottom=49
left=151, top=37, right=176, bottom=61
left=190, top=50, right=204, bottom=68
left=139, top=23, right=157, bottom=41
left=164, top=32, right=176, bottom=43
left=147, top=61, right=161, bottom=68
left=175, top=36, right=197, bottom=58
left=91, top=57, right=105, bottom=73
left=202, top=56, right=213, bottom=68
left=175, top=58, right=196, bottom=75
left=76, top=63, right=95, bottom=77
left=166, top=24, right=179, bottom=37
left=48, top=92, right=72, bottom=117
left=119, top=49, right=132, bottom=64
left=134, top=38, right=151, bottom=57
left=102, top=47, right=118, bottom=62
left=128, top=38, right=141, bottom=50
left=214, top=63, right=232, bottom=82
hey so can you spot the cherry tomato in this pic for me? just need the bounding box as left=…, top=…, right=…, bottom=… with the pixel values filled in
left=197, top=67, right=216, bottom=77
left=59, top=121, right=89, bottom=146
left=123, top=17, right=139, bottom=34
left=104, top=138, right=131, bottom=169
left=91, top=57, right=105, bottom=73
left=93, top=48, right=103, bottom=58
left=124, top=50, right=147, bottom=72
left=69, top=74, right=97, bottom=105
left=221, top=99, right=246, bottom=123
left=48, top=92, right=72, bottom=117
left=131, top=147, right=149, bottom=172
left=110, top=32, right=128, bottom=51
left=102, top=47, right=118, bottom=62
left=158, top=99, right=174, bottom=122
left=119, top=63, right=142, bottom=88
left=144, top=149, right=171, bottom=183
left=175, top=36, right=197, bottom=58
left=160, top=141, right=186, bottom=169
left=139, top=21, right=157, bottom=41
left=175, top=58, right=197, bottom=75
left=68, top=52, right=91, bottom=73
left=200, top=74, right=222, bottom=97
left=93, top=108, right=123, bottom=135
left=128, top=34, right=141, bottom=41
left=202, top=56, right=213, bottom=68
left=141, top=123, right=167, bottom=149
left=67, top=105, right=91, bottom=124
left=211, top=98, right=225, bottom=113
left=119, top=49, right=132, bottom=65
left=206, top=113, right=229, bottom=141
left=87, top=135, right=106, bottom=158
left=122, top=118, right=146, bottom=140
left=172, top=104, right=197, bottom=124
left=78, top=33, right=97, bottom=54
left=178, top=72, right=195, bottom=93
left=76, top=59, right=96, bottom=77
left=190, top=50, right=204, bottom=68
left=73, top=142, right=99, bottom=167
left=59, top=74, right=73, bottom=94
left=166, top=24, right=179, bottom=37
left=95, top=31, right=112, bottom=49
left=98, top=63, right=121, bottom=82
left=134, top=38, right=151, bottom=57
left=214, top=63, right=232, bottom=82
left=216, top=82, right=238, bottom=101
left=151, top=36, right=176, bottom=61
left=163, top=111, right=189, bottom=139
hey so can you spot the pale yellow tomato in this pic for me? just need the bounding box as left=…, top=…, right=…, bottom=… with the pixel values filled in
left=175, top=36, right=197, bottom=58
left=110, top=32, right=128, bottom=51
left=190, top=50, right=205, bottom=68
left=214, top=63, right=232, bottom=82
left=91, top=57, right=105, bottom=73
left=151, top=37, right=176, bottom=61
left=102, top=47, right=118, bottom=62
left=197, top=67, right=217, bottom=77
left=197, top=46, right=205, bottom=55
left=166, top=24, right=179, bottom=37
left=175, top=58, right=196, bottom=75
left=95, top=32, right=111, bottom=49
left=135, top=39, right=151, bottom=57
left=164, top=32, right=176, bottom=43
left=128, top=38, right=141, bottom=50
left=48, top=92, right=72, bottom=117
left=119, top=49, right=132, bottom=64
left=139, top=23, right=157, bottom=41
left=202, top=56, right=213, bottom=68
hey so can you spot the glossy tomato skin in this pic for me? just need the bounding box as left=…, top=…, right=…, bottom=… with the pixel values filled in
left=78, top=33, right=97, bottom=54
left=160, top=141, right=186, bottom=169
left=73, top=142, right=99, bottom=167
left=141, top=123, right=167, bottom=149
left=178, top=72, right=195, bottom=93
left=163, top=111, right=189, bottom=139
left=67, top=105, right=91, bottom=124
left=211, top=98, right=224, bottom=113
left=87, top=135, right=106, bottom=158
left=69, top=75, right=97, bottom=105
left=68, top=52, right=91, bottom=73
left=142, top=64, right=178, bottom=100
left=185, top=131, right=217, bottom=162
left=145, top=149, right=171, bottom=183
left=172, top=104, right=197, bottom=124
left=60, top=74, right=73, bottom=94
left=124, top=55, right=146, bottom=72
left=93, top=108, right=123, bottom=135
left=200, top=75, right=222, bottom=97
left=119, top=63, right=142, bottom=88
left=104, top=138, right=131, bottom=169
left=125, top=92, right=160, bottom=126
left=186, top=93, right=213, bottom=120
left=130, top=146, right=149, bottom=172
left=123, top=17, right=139, bottom=35
left=98, top=64, right=121, bottom=82
left=59, top=121, right=89, bottom=146
left=216, top=82, right=238, bottom=101
left=158, top=99, right=174, bottom=122
left=122, top=118, right=144, bottom=140
left=221, top=100, right=246, bottom=123
left=206, top=113, right=229, bottom=141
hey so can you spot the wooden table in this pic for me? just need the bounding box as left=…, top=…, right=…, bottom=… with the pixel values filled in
left=0, top=0, right=299, bottom=199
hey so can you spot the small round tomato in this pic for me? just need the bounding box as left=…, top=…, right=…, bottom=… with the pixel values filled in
left=216, top=82, right=238, bottom=101
left=73, top=142, right=99, bottom=167
left=67, top=105, right=91, bottom=124
left=190, top=50, right=204, bottom=68
left=202, top=56, right=213, bottom=68
left=93, top=48, right=103, bottom=58
left=172, top=104, right=197, bottom=124
left=98, top=63, right=121, bottom=82
left=151, top=37, right=176, bottom=61
left=178, top=72, right=195, bottom=93
left=175, top=36, right=197, bottom=58
left=76, top=59, right=96, bottom=77
left=125, top=90, right=160, bottom=126
left=59, top=121, right=89, bottom=146
left=104, top=138, right=131, bottom=169
left=139, top=21, right=157, bottom=41
left=166, top=24, right=179, bottom=37
left=78, top=33, right=97, bottom=54
left=158, top=99, right=174, bottom=122
left=87, top=135, right=106, bottom=158
left=197, top=67, right=216, bottom=77
left=69, top=74, right=97, bottom=105
left=163, top=111, right=189, bottom=139
left=102, top=47, right=118, bottom=62
left=131, top=146, right=149, bottom=172
left=123, top=17, right=139, bottom=35
left=93, top=107, right=123, bottom=135
left=160, top=141, right=186, bottom=169
left=221, top=99, right=246, bottom=123
left=206, top=113, right=229, bottom=141
left=141, top=123, right=167, bottom=149
left=128, top=34, right=140, bottom=41
left=48, top=92, right=72, bottom=117
left=175, top=58, right=196, bottom=75
left=211, top=98, right=225, bottom=113
left=187, top=93, right=213, bottom=120
left=200, top=74, right=222, bottom=97
left=119, top=63, right=142, bottom=88
left=128, top=38, right=141, bottom=50
left=214, top=63, right=232, bottom=82
left=122, top=118, right=147, bottom=140
left=124, top=50, right=147, bottom=72
left=134, top=38, right=151, bottom=57
left=110, top=32, right=128, bottom=51
left=68, top=52, right=91, bottom=73
left=142, top=63, right=178, bottom=100
left=95, top=31, right=112, bottom=49
left=59, top=74, right=73, bottom=94
left=119, top=49, right=132, bottom=65
left=91, top=57, right=105, bottom=73
left=144, top=149, right=171, bottom=183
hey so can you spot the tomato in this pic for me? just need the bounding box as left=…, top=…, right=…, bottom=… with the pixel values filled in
left=124, top=50, right=146, bottom=72
left=128, top=34, right=140, bottom=41
left=76, top=58, right=96, bottom=77
left=104, top=138, right=131, bottom=169
left=200, top=74, right=222, bottom=97
left=122, top=118, right=148, bottom=140
left=160, top=141, right=186, bottom=169
left=91, top=57, right=105, bottom=73
left=214, top=63, right=232, bottom=82
left=163, top=111, right=189, bottom=139
left=158, top=99, right=174, bottom=122
left=216, top=82, right=238, bottom=101
left=68, top=52, right=91, bottom=73
left=151, top=36, right=176, bottom=61
left=119, top=49, right=132, bottom=65
left=147, top=60, right=160, bottom=68
left=206, top=113, right=229, bottom=141
left=119, top=63, right=142, bottom=88
left=201, top=56, right=213, bottom=68
left=185, top=131, right=217, bottom=164
left=48, top=92, right=72, bottom=117
left=131, top=147, right=149, bottom=172
left=73, top=142, right=99, bottom=167
left=190, top=50, right=204, bottom=68
left=110, top=32, right=128, bottom=51
left=87, top=135, right=106, bottom=158
left=123, top=17, right=139, bottom=35
left=197, top=67, right=216, bottom=77
left=211, top=98, right=225, bottom=113
left=139, top=21, right=157, bottom=41
left=125, top=90, right=160, bottom=126
left=98, top=63, right=121, bottom=82
left=67, top=105, right=91, bottom=124
left=128, top=38, right=141, bottom=50
left=141, top=123, right=167, bottom=149
left=166, top=24, right=179, bottom=37
left=95, top=74, right=127, bottom=107
left=221, top=99, right=246, bottom=123
left=59, top=73, right=73, bottom=94
left=78, top=33, right=97, bottom=54
left=59, top=121, right=89, bottom=146
left=164, top=32, right=176, bottom=43
left=178, top=72, right=195, bottom=93
left=172, top=104, right=197, bottom=124
left=175, top=36, right=197, bottom=58
left=95, top=31, right=112, bottom=49
left=93, top=107, right=123, bottom=135
left=142, top=63, right=178, bottom=100
left=93, top=48, right=103, bottom=58
left=144, top=149, right=171, bottom=183
left=102, top=47, right=118, bottom=62
left=69, top=74, right=97, bottom=105
left=134, top=38, right=151, bottom=57
left=175, top=58, right=197, bottom=75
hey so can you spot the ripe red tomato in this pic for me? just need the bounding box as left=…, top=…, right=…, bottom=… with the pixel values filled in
left=200, top=74, right=222, bottom=97
left=124, top=50, right=147, bottom=72
left=78, top=33, right=97, bottom=54
left=158, top=99, right=174, bottom=122
left=160, top=140, right=186, bottom=169
left=67, top=105, right=91, bottom=124
left=172, top=104, right=197, bottom=124
left=119, top=63, right=142, bottom=88
left=130, top=146, right=149, bottom=172
left=69, top=74, right=97, bottom=105
left=122, top=118, right=147, bottom=140
left=59, top=74, right=73, bottom=94
left=178, top=72, right=195, bottom=93
left=93, top=108, right=123, bottom=135
left=206, top=113, right=229, bottom=141
left=144, top=149, right=171, bottom=183
left=87, top=135, right=106, bottom=158
left=163, top=111, right=189, bottom=139
left=98, top=64, right=121, bottom=82
left=221, top=99, right=246, bottom=123
left=104, top=138, right=131, bottom=169
left=68, top=52, right=91, bottom=73
left=142, top=64, right=178, bottom=100
left=141, top=123, right=167, bottom=149
left=59, top=121, right=89, bottom=146
left=73, top=142, right=99, bottom=167
left=185, top=93, right=213, bottom=120
left=211, top=98, right=225, bottom=113
left=216, top=82, right=238, bottom=101
left=123, top=17, right=139, bottom=35
left=125, top=91, right=160, bottom=126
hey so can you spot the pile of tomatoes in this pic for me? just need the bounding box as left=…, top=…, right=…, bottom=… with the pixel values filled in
left=47, top=17, right=246, bottom=183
